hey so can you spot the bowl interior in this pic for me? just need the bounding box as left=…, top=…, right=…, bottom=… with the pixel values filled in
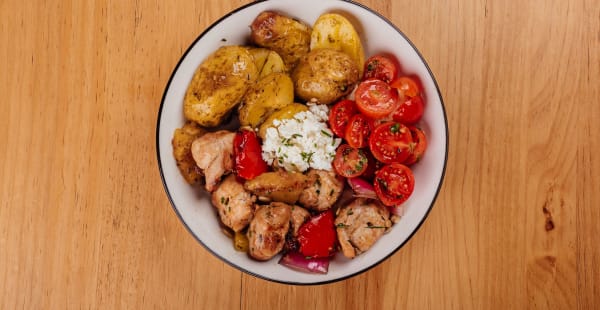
left=157, top=0, right=447, bottom=284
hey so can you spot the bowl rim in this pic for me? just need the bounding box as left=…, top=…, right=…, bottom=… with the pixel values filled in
left=155, top=0, right=449, bottom=285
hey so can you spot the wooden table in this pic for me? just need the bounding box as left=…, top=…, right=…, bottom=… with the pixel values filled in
left=1, top=0, right=598, bottom=308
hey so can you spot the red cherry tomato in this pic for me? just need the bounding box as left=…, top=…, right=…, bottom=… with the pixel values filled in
left=358, top=149, right=382, bottom=181
left=345, top=113, right=373, bottom=148
left=390, top=76, right=420, bottom=98
left=297, top=209, right=337, bottom=258
left=328, top=99, right=359, bottom=137
left=355, top=79, right=400, bottom=119
left=233, top=129, right=268, bottom=180
left=333, top=144, right=369, bottom=178
left=363, top=54, right=400, bottom=83
left=368, top=122, right=413, bottom=164
left=374, top=163, right=415, bottom=206
left=392, top=95, right=424, bottom=125
left=404, top=126, right=427, bottom=165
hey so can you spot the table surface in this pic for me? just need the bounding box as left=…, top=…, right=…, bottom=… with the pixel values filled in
left=1, top=0, right=599, bottom=308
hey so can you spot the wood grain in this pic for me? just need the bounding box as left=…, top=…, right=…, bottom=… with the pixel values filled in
left=0, top=0, right=598, bottom=309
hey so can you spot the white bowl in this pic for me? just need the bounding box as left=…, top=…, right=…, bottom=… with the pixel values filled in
left=156, top=0, right=448, bottom=285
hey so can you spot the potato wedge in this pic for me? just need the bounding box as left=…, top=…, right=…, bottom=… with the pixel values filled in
left=172, top=121, right=207, bottom=184
left=310, top=13, right=365, bottom=75
left=258, top=103, right=309, bottom=140
left=249, top=48, right=287, bottom=79
left=258, top=50, right=286, bottom=78
left=250, top=11, right=312, bottom=71
left=244, top=171, right=309, bottom=204
left=238, top=72, right=294, bottom=128
left=184, top=46, right=258, bottom=127
left=249, top=47, right=270, bottom=72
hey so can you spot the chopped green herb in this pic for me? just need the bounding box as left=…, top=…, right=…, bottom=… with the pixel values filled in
left=301, top=151, right=314, bottom=164
left=321, top=130, right=332, bottom=137
left=390, top=123, right=400, bottom=133
left=336, top=223, right=349, bottom=228
left=377, top=177, right=388, bottom=190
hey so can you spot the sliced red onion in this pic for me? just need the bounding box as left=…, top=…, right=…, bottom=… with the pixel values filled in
left=387, top=204, right=406, bottom=217
left=278, top=252, right=329, bottom=274
left=347, top=177, right=378, bottom=199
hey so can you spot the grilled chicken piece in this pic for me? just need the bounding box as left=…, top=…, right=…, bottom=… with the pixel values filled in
left=190, top=130, right=235, bottom=192
left=335, top=198, right=392, bottom=259
left=247, top=202, right=291, bottom=261
left=298, top=169, right=344, bottom=211
left=211, top=174, right=256, bottom=232
left=289, top=205, right=310, bottom=237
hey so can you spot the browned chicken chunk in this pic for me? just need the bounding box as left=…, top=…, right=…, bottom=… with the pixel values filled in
left=190, top=130, right=235, bottom=192
left=289, top=205, right=310, bottom=237
left=298, top=169, right=344, bottom=211
left=247, top=202, right=291, bottom=261
left=211, top=175, right=256, bottom=232
left=335, top=199, right=392, bottom=259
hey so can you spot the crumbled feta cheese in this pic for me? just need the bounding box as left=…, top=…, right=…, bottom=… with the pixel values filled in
left=262, top=104, right=341, bottom=172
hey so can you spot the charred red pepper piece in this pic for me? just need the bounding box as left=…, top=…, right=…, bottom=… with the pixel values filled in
left=233, top=129, right=268, bottom=180
left=297, top=209, right=337, bottom=258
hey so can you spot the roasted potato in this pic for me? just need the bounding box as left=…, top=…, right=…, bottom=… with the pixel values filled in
left=233, top=231, right=250, bottom=252
left=249, top=47, right=270, bottom=73
left=172, top=121, right=207, bottom=184
left=310, top=13, right=365, bottom=76
left=291, top=48, right=360, bottom=104
left=184, top=46, right=258, bottom=127
left=258, top=103, right=309, bottom=139
left=244, top=171, right=309, bottom=204
left=249, top=48, right=287, bottom=79
left=238, top=72, right=294, bottom=128
left=250, top=11, right=311, bottom=71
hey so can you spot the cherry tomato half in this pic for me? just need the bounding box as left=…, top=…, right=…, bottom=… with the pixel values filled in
left=329, top=99, right=359, bottom=137
left=390, top=76, right=420, bottom=98
left=404, top=126, right=427, bottom=165
left=233, top=129, right=268, bottom=180
left=363, top=54, right=400, bottom=83
left=368, top=122, right=413, bottom=164
left=359, top=149, right=382, bottom=181
left=355, top=79, right=400, bottom=119
left=345, top=113, right=373, bottom=148
left=297, top=209, right=337, bottom=258
left=374, top=163, right=415, bottom=206
left=333, top=144, right=369, bottom=178
left=392, top=95, right=424, bottom=125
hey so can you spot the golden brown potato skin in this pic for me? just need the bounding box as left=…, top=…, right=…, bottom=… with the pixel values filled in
left=183, top=46, right=258, bottom=127
left=310, top=13, right=365, bottom=76
left=238, top=72, right=294, bottom=128
left=250, top=11, right=311, bottom=71
left=171, top=121, right=206, bottom=184
left=291, top=48, right=360, bottom=104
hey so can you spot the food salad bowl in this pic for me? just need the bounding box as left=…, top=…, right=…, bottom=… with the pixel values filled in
left=156, top=0, right=448, bottom=285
